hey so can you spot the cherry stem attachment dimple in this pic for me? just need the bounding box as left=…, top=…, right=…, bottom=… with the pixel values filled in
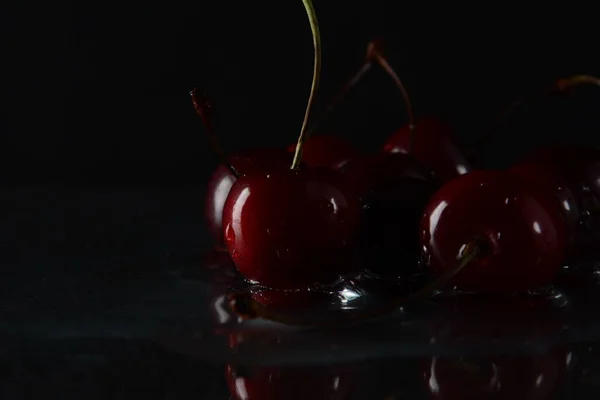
left=227, top=242, right=480, bottom=327
left=367, top=41, right=416, bottom=154
left=190, top=88, right=240, bottom=178
left=290, top=0, right=322, bottom=170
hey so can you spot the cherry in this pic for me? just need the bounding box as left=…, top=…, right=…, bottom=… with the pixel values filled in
left=383, top=117, right=473, bottom=183
left=364, top=42, right=472, bottom=183
left=339, top=152, right=439, bottom=276
left=423, top=351, right=565, bottom=400
left=286, top=135, right=359, bottom=170
left=204, top=148, right=293, bottom=249
left=223, top=168, right=360, bottom=289
left=221, top=0, right=361, bottom=289
left=190, top=89, right=297, bottom=249
left=510, top=145, right=600, bottom=264
left=420, top=170, right=567, bottom=293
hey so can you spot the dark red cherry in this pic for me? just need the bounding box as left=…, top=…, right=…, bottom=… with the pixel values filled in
left=383, top=117, right=472, bottom=183
left=226, top=363, right=352, bottom=400
left=339, top=152, right=439, bottom=276
left=286, top=135, right=360, bottom=170
left=420, top=170, right=566, bottom=293
left=510, top=145, right=600, bottom=263
left=222, top=168, right=361, bottom=289
left=423, top=350, right=565, bottom=400
left=205, top=148, right=292, bottom=249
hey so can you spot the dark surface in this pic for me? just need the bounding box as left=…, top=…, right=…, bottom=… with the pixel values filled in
left=2, top=186, right=600, bottom=399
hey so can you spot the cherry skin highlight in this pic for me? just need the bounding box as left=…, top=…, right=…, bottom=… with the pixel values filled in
left=340, top=152, right=439, bottom=276
left=420, top=170, right=566, bottom=293
left=286, top=135, right=360, bottom=170
left=222, top=168, right=361, bottom=289
left=510, top=145, right=600, bottom=263
left=383, top=117, right=472, bottom=183
left=205, top=148, right=293, bottom=249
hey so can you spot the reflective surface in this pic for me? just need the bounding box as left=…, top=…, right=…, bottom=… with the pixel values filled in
left=4, top=187, right=600, bottom=399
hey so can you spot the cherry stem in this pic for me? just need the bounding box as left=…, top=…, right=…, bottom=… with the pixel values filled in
left=556, top=74, right=600, bottom=91
left=397, top=241, right=479, bottom=303
left=367, top=41, right=416, bottom=154
left=290, top=0, right=322, bottom=170
left=497, top=74, right=600, bottom=131
left=228, top=242, right=480, bottom=327
left=307, top=60, right=373, bottom=137
left=190, top=88, right=240, bottom=178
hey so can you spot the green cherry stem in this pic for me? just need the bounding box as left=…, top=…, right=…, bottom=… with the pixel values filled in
left=498, top=74, right=600, bottom=128
left=291, top=0, right=322, bottom=170
left=190, top=88, right=240, bottom=178
left=468, top=74, right=600, bottom=155
left=228, top=242, right=480, bottom=327
left=367, top=41, right=416, bottom=154
left=556, top=74, right=600, bottom=91
left=307, top=59, right=373, bottom=137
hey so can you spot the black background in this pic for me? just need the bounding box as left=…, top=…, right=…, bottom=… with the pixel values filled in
left=4, top=1, right=600, bottom=184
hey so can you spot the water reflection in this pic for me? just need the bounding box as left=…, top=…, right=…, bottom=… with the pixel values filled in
left=226, top=364, right=354, bottom=400
left=224, top=347, right=581, bottom=399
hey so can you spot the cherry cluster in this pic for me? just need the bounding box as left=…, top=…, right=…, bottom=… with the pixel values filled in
left=194, top=0, right=600, bottom=317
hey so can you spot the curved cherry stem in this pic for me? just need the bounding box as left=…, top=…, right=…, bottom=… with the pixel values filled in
left=290, top=0, right=322, bottom=170
left=307, top=59, right=373, bottom=137
left=555, top=74, right=600, bottom=91
left=190, top=88, right=240, bottom=178
left=467, top=74, right=600, bottom=155
left=228, top=242, right=480, bottom=327
left=497, top=74, right=600, bottom=133
left=367, top=41, right=416, bottom=154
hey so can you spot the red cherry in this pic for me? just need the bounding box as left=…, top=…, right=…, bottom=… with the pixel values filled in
left=420, top=170, right=566, bottom=293
left=383, top=117, right=472, bottom=183
left=340, top=152, right=438, bottom=276
left=363, top=43, right=471, bottom=183
left=286, top=135, right=360, bottom=170
left=205, top=148, right=292, bottom=249
left=423, top=351, right=565, bottom=400
left=510, top=145, right=600, bottom=263
left=222, top=168, right=361, bottom=289
left=219, top=0, right=359, bottom=289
